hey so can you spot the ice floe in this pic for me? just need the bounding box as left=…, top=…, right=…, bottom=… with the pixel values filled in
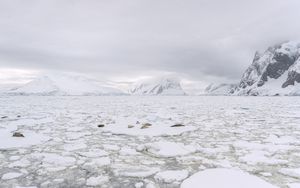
left=86, top=176, right=110, bottom=186
left=31, top=153, right=76, bottom=167
left=0, top=130, right=49, bottom=149
left=279, top=168, right=300, bottom=179
left=289, top=183, right=300, bottom=188
left=1, top=172, right=23, bottom=180
left=180, top=168, right=277, bottom=188
left=102, top=116, right=197, bottom=136
left=154, top=170, right=189, bottom=184
left=113, top=165, right=160, bottom=178
left=83, top=157, right=111, bottom=171
left=138, top=141, right=197, bottom=157
left=240, top=151, right=288, bottom=165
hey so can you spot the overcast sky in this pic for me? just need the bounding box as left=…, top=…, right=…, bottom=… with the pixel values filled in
left=0, top=0, right=300, bottom=86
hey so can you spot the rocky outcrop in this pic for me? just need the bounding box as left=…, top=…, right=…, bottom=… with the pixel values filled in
left=239, top=51, right=271, bottom=89
left=259, top=45, right=298, bottom=87
left=282, top=59, right=300, bottom=88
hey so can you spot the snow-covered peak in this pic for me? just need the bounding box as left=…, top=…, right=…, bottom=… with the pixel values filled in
left=6, top=73, right=125, bottom=96
left=129, top=76, right=186, bottom=96
left=274, top=41, right=300, bottom=58
left=204, top=83, right=236, bottom=96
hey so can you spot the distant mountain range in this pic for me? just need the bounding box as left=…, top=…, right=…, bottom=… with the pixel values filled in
left=203, top=83, right=236, bottom=96
left=1, top=41, right=300, bottom=96
left=1, top=74, right=186, bottom=96
left=4, top=73, right=125, bottom=96
left=129, top=76, right=186, bottom=96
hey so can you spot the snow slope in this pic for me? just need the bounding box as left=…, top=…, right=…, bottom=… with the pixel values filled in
left=0, top=84, right=22, bottom=95
left=129, top=76, right=186, bottom=96
left=6, top=73, right=125, bottom=96
left=234, top=41, right=300, bottom=96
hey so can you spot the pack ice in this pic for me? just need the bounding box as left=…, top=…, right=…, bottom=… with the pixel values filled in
left=0, top=96, right=299, bottom=188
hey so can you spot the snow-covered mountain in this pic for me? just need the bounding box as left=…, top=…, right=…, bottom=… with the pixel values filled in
left=234, top=41, right=300, bottom=96
left=204, top=83, right=237, bottom=96
left=5, top=73, right=125, bottom=96
left=0, top=84, right=21, bottom=93
left=129, top=76, right=186, bottom=96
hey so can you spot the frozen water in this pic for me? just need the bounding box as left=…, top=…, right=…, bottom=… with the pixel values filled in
left=0, top=96, right=299, bottom=187
left=289, top=183, right=300, bottom=188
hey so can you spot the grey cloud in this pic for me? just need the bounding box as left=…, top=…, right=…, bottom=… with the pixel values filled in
left=0, top=0, right=299, bottom=82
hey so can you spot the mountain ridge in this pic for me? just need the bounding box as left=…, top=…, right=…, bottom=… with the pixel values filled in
left=233, top=41, right=300, bottom=96
left=5, top=74, right=126, bottom=96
